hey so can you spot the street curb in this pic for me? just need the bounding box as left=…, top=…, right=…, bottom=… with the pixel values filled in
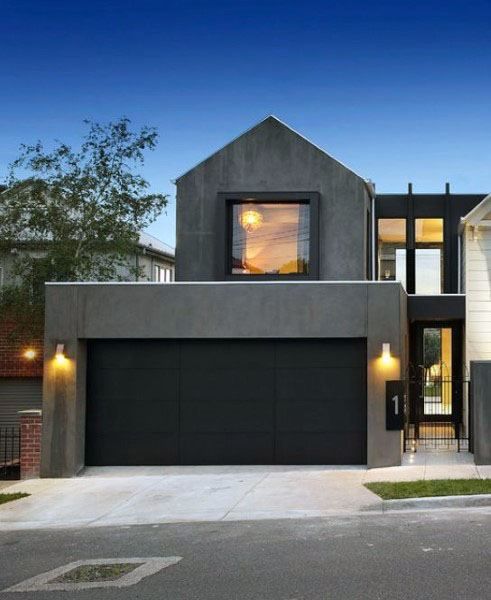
left=364, top=493, right=491, bottom=512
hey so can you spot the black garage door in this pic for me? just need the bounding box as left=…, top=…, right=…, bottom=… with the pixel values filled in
left=86, top=339, right=366, bottom=466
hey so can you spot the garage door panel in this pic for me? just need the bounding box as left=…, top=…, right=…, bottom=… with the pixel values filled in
left=181, top=340, right=275, bottom=369
left=276, top=432, right=366, bottom=464
left=276, top=368, right=364, bottom=401
left=89, top=368, right=178, bottom=397
left=180, top=369, right=275, bottom=402
left=180, top=433, right=274, bottom=465
left=86, top=339, right=367, bottom=466
left=86, top=432, right=178, bottom=466
left=0, top=378, right=42, bottom=427
left=88, top=396, right=178, bottom=433
left=276, top=399, right=365, bottom=433
left=275, top=339, right=365, bottom=369
left=90, top=340, right=180, bottom=369
left=180, top=399, right=274, bottom=433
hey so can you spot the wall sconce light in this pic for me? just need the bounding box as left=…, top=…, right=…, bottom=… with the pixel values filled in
left=55, top=343, right=66, bottom=364
left=23, top=348, right=36, bottom=360
left=381, top=342, right=391, bottom=363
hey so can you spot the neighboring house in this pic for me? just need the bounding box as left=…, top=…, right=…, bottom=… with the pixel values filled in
left=460, top=194, right=491, bottom=366
left=0, top=232, right=175, bottom=288
left=137, top=233, right=175, bottom=283
left=0, top=233, right=174, bottom=429
left=39, top=116, right=490, bottom=477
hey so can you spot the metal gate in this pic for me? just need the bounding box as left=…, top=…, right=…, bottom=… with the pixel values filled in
left=0, top=426, right=20, bottom=480
left=403, top=378, right=472, bottom=452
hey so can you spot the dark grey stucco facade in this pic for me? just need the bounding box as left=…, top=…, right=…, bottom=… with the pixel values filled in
left=41, top=116, right=407, bottom=477
left=41, top=281, right=406, bottom=476
left=176, top=116, right=371, bottom=282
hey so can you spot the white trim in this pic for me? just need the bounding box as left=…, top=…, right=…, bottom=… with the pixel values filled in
left=406, top=293, right=465, bottom=297
left=45, top=280, right=405, bottom=286
left=461, top=193, right=491, bottom=226
left=371, top=195, right=376, bottom=280
left=457, top=233, right=462, bottom=293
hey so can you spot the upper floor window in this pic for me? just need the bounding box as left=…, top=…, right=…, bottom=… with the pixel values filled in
left=415, top=218, right=444, bottom=294
left=230, top=201, right=310, bottom=276
left=377, top=218, right=407, bottom=288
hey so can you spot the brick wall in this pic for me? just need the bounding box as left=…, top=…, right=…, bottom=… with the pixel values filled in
left=0, top=320, right=43, bottom=377
left=19, top=410, right=42, bottom=479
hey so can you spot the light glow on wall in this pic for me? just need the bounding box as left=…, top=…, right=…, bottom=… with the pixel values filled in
left=54, top=343, right=67, bottom=366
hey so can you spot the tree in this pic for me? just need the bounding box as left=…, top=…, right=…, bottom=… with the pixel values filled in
left=0, top=117, right=168, bottom=339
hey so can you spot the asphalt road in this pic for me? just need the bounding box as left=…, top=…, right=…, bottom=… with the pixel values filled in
left=0, top=509, right=490, bottom=599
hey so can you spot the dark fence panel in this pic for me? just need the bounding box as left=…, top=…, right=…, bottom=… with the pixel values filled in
left=0, top=426, right=20, bottom=480
left=403, top=379, right=471, bottom=452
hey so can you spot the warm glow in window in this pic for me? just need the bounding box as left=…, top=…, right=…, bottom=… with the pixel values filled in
left=378, top=219, right=406, bottom=287
left=231, top=202, right=310, bottom=275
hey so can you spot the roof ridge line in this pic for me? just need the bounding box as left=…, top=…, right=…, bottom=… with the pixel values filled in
left=173, top=115, right=370, bottom=186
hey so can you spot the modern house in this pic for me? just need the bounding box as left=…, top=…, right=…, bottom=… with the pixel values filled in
left=39, top=116, right=490, bottom=477
left=0, top=233, right=175, bottom=429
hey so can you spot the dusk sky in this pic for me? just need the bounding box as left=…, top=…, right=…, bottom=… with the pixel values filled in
left=2, top=0, right=490, bottom=247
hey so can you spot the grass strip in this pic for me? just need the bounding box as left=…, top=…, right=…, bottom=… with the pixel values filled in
left=0, top=492, right=30, bottom=505
left=365, top=478, right=491, bottom=500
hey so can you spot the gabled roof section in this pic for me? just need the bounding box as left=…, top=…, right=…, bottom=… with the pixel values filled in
left=138, top=232, right=175, bottom=258
left=174, top=115, right=371, bottom=189
left=461, top=193, right=491, bottom=227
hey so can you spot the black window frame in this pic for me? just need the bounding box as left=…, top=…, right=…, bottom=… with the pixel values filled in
left=375, top=217, right=408, bottom=288
left=217, top=192, right=320, bottom=281
left=414, top=217, right=445, bottom=295
left=375, top=214, right=446, bottom=294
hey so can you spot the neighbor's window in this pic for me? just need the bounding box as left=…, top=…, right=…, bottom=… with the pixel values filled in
left=415, top=218, right=444, bottom=294
left=230, top=202, right=310, bottom=275
left=154, top=265, right=174, bottom=282
left=377, top=219, right=407, bottom=288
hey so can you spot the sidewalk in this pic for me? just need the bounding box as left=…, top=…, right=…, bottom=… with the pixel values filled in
left=0, top=454, right=489, bottom=531
left=364, top=451, right=491, bottom=482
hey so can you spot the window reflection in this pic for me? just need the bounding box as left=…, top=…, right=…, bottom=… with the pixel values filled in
left=415, top=218, right=444, bottom=294
left=231, top=202, right=310, bottom=275
left=423, top=327, right=452, bottom=415
left=377, top=219, right=406, bottom=288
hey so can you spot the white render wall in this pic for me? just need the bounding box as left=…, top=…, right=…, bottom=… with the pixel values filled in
left=464, top=222, right=491, bottom=366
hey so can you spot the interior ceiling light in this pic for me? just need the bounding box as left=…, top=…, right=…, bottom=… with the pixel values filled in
left=241, top=208, right=264, bottom=232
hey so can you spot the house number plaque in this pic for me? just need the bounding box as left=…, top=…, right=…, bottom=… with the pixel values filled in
left=386, top=381, right=405, bottom=430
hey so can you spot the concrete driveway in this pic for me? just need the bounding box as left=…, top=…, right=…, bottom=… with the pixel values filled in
left=0, top=466, right=378, bottom=530
left=1, top=456, right=489, bottom=531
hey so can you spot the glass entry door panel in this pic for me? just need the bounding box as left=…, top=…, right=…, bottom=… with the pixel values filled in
left=422, top=327, right=452, bottom=417
left=407, top=321, right=466, bottom=448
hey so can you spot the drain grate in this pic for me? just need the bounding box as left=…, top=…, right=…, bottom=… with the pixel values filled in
left=3, top=557, right=182, bottom=593
left=51, top=562, right=143, bottom=584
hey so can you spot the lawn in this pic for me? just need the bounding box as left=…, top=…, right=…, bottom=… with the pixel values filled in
left=365, top=479, right=491, bottom=500
left=0, top=492, right=30, bottom=506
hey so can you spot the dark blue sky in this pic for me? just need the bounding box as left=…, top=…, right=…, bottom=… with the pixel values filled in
left=2, top=1, right=490, bottom=245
